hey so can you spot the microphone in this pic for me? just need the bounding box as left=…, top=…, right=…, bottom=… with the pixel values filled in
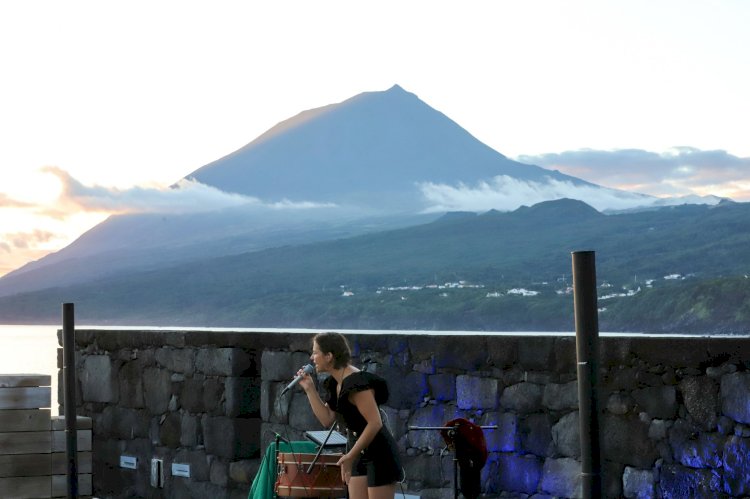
left=281, top=364, right=315, bottom=395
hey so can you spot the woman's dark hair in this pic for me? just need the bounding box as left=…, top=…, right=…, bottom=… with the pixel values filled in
left=313, top=332, right=351, bottom=369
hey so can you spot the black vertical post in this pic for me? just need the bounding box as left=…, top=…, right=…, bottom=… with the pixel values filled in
left=453, top=441, right=459, bottom=499
left=62, top=303, right=79, bottom=499
left=572, top=251, right=602, bottom=498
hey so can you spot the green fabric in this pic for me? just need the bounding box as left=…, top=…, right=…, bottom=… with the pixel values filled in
left=249, top=440, right=319, bottom=499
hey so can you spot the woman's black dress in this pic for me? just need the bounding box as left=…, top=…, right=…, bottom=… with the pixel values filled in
left=324, top=371, right=403, bottom=486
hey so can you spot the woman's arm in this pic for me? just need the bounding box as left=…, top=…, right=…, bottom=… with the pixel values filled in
left=298, top=371, right=336, bottom=428
left=336, top=389, right=382, bottom=474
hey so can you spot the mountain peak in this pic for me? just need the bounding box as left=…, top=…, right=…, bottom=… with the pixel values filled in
left=186, top=86, right=583, bottom=212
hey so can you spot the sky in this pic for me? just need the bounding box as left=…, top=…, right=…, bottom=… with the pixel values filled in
left=1, top=1, right=750, bottom=277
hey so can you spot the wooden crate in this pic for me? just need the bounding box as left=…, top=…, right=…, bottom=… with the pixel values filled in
left=51, top=473, right=92, bottom=497
left=0, top=431, right=51, bottom=455
left=50, top=415, right=93, bottom=498
left=50, top=451, right=92, bottom=475
left=0, top=376, right=92, bottom=499
left=0, top=374, right=52, bottom=499
left=0, top=375, right=52, bottom=389
left=50, top=429, right=92, bottom=453
left=0, top=454, right=52, bottom=478
left=0, top=476, right=51, bottom=499
left=0, top=409, right=51, bottom=432
left=0, top=374, right=51, bottom=410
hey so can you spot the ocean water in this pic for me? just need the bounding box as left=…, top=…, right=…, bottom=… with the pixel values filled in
left=0, top=324, right=60, bottom=414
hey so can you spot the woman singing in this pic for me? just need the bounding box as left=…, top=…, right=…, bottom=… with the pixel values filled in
left=296, top=332, right=403, bottom=499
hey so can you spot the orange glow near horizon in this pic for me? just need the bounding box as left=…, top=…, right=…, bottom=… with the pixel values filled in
left=0, top=170, right=111, bottom=277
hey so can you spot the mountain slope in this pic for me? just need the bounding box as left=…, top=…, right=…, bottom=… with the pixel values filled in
left=2, top=199, right=749, bottom=332
left=0, top=207, right=436, bottom=297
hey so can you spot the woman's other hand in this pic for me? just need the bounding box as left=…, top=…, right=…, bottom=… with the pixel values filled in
left=336, top=452, right=354, bottom=484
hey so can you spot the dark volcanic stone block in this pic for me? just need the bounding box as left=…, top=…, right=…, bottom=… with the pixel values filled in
left=540, top=457, right=581, bottom=498
left=518, top=337, right=554, bottom=371
left=721, top=372, right=750, bottom=424
left=180, top=376, right=206, bottom=414
left=658, top=463, right=723, bottom=499
left=481, top=411, right=519, bottom=452
left=552, top=336, right=577, bottom=373
left=494, top=453, right=543, bottom=495
left=631, top=338, right=712, bottom=367
left=409, top=336, right=487, bottom=370
left=381, top=369, right=427, bottom=410
left=457, top=375, right=498, bottom=410
left=722, top=435, right=750, bottom=496
left=427, top=373, right=456, bottom=402
left=155, top=347, right=196, bottom=375
left=118, top=360, right=144, bottom=408
left=197, top=347, right=253, bottom=376
left=542, top=380, right=578, bottom=411
left=601, top=414, right=659, bottom=468
left=500, top=382, right=542, bottom=413
left=520, top=413, right=554, bottom=457
left=143, top=367, right=172, bottom=414
left=159, top=412, right=181, bottom=448
left=551, top=411, right=580, bottom=458
left=261, top=351, right=311, bottom=382
left=203, top=415, right=261, bottom=459
left=225, top=377, right=261, bottom=417
left=81, top=354, right=118, bottom=403
left=679, top=376, right=719, bottom=430
left=632, top=385, right=677, bottom=419
left=485, top=337, right=518, bottom=368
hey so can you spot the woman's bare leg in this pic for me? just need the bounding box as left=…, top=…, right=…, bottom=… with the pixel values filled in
left=348, top=475, right=369, bottom=499
left=368, top=482, right=396, bottom=498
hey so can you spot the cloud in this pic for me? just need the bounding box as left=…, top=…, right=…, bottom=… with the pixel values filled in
left=40, top=166, right=336, bottom=215
left=266, top=199, right=337, bottom=209
left=1, top=229, right=56, bottom=251
left=0, top=229, right=57, bottom=276
left=0, top=193, right=33, bottom=208
left=419, top=175, right=657, bottom=213
left=517, top=147, right=750, bottom=200
left=0, top=168, right=339, bottom=277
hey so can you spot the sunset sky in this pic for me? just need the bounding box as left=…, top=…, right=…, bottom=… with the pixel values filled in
left=2, top=1, right=749, bottom=277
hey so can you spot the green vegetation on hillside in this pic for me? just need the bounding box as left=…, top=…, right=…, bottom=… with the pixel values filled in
left=601, top=276, right=750, bottom=334
left=1, top=199, right=749, bottom=333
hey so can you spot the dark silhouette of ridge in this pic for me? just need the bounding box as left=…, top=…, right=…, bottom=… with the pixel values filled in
left=513, top=198, right=604, bottom=223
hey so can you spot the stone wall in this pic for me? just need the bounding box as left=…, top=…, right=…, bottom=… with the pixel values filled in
left=59, top=329, right=750, bottom=498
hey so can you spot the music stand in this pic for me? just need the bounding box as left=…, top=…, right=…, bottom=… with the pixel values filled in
left=305, top=429, right=347, bottom=448
left=408, top=423, right=497, bottom=499
left=304, top=421, right=345, bottom=474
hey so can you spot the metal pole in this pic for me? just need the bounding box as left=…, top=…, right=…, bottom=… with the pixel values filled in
left=62, top=303, right=79, bottom=499
left=453, top=446, right=458, bottom=499
left=572, top=251, right=601, bottom=499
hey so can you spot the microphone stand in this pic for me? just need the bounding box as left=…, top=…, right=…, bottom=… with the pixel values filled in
left=274, top=432, right=281, bottom=499
left=409, top=424, right=498, bottom=499
left=306, top=420, right=338, bottom=474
